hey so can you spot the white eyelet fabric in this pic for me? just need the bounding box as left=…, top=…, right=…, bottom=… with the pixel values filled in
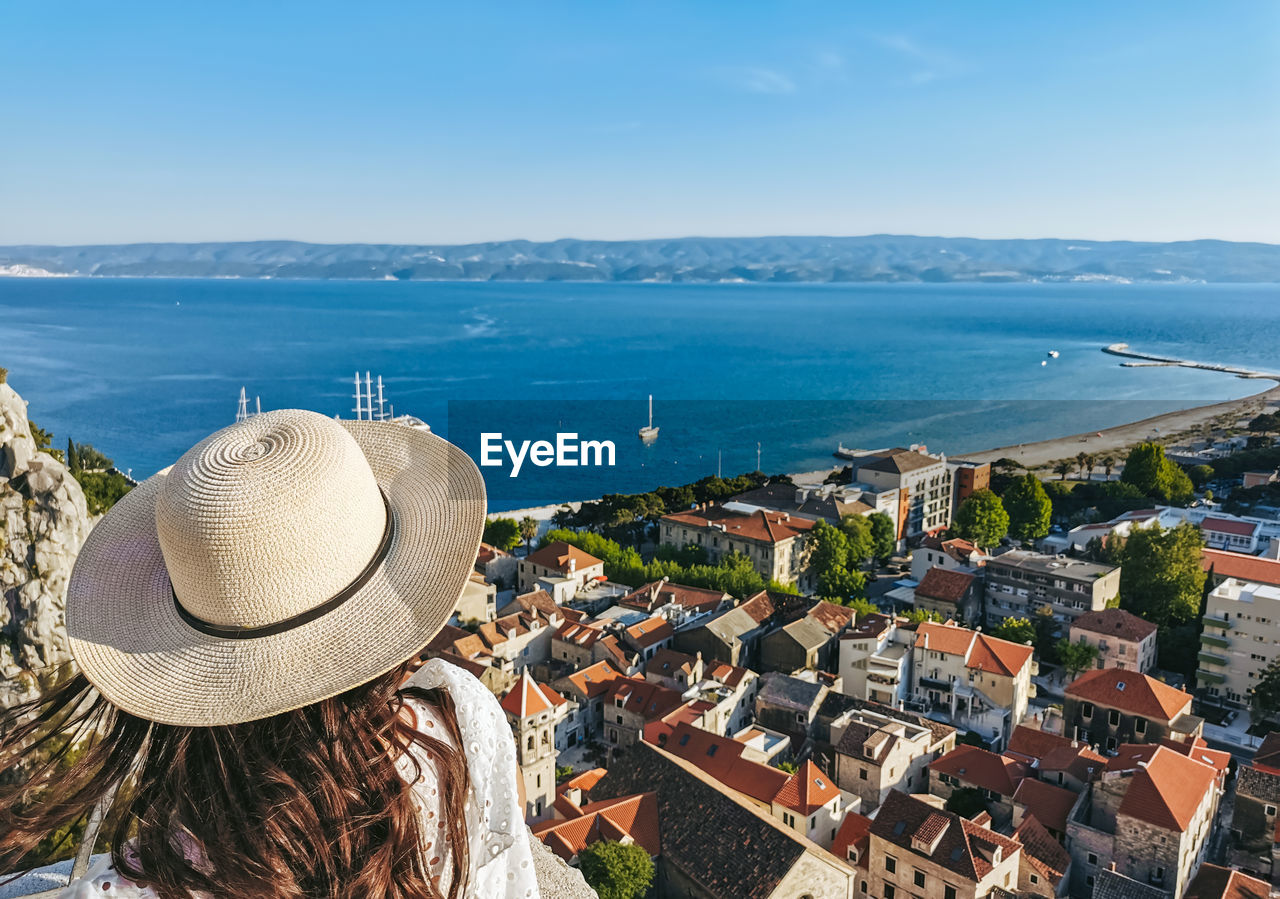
left=58, top=658, right=539, bottom=898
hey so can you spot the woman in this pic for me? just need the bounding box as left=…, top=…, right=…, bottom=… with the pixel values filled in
left=0, top=410, right=539, bottom=898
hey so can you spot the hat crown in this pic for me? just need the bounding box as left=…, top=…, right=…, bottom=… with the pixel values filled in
left=156, top=410, right=386, bottom=629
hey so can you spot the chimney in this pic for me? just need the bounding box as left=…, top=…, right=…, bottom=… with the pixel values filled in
left=568, top=558, right=576, bottom=574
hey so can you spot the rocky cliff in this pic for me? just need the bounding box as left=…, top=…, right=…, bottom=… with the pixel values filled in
left=0, top=378, right=91, bottom=710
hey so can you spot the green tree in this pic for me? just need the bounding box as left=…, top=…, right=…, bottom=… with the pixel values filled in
left=1056, top=639, right=1100, bottom=679
left=903, top=608, right=942, bottom=625
left=810, top=520, right=866, bottom=602
left=952, top=489, right=1009, bottom=549
left=28, top=420, right=54, bottom=451
left=989, top=617, right=1036, bottom=645
left=1188, top=464, right=1215, bottom=489
left=1121, top=442, right=1194, bottom=504
left=482, top=517, right=522, bottom=552
left=1101, top=455, right=1117, bottom=481
left=555, top=765, right=574, bottom=781
left=66, top=437, right=79, bottom=474
left=839, top=514, right=873, bottom=566
left=74, top=470, right=133, bottom=516
left=1118, top=522, right=1206, bottom=627
left=1251, top=659, right=1280, bottom=723
left=1003, top=475, right=1052, bottom=543
left=519, top=516, right=539, bottom=552
left=578, top=840, right=655, bottom=899
left=775, top=760, right=799, bottom=775
left=1076, top=452, right=1090, bottom=480
left=944, top=787, right=988, bottom=818
left=1053, top=460, right=1072, bottom=481
left=868, top=512, right=896, bottom=563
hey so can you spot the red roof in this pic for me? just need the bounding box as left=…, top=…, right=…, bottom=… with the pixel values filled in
left=604, top=676, right=685, bottom=721
left=1159, top=737, right=1231, bottom=778
left=560, top=660, right=624, bottom=699
left=1070, top=608, right=1157, bottom=643
left=831, top=812, right=872, bottom=868
left=1184, top=864, right=1271, bottom=899
left=663, top=722, right=789, bottom=805
left=626, top=616, right=675, bottom=649
left=532, top=792, right=660, bottom=861
left=1202, top=548, right=1280, bottom=587
left=662, top=506, right=817, bottom=544
left=643, top=699, right=716, bottom=745
left=1013, top=814, right=1070, bottom=886
left=1202, top=517, right=1260, bottom=537
left=525, top=541, right=605, bottom=573
left=930, top=744, right=1029, bottom=796
left=773, top=760, right=841, bottom=815
left=916, top=567, right=977, bottom=604
left=558, top=767, right=607, bottom=797
left=500, top=672, right=564, bottom=718
left=915, top=621, right=977, bottom=656
left=621, top=580, right=728, bottom=613
left=1012, top=778, right=1079, bottom=834
left=914, top=622, right=1033, bottom=676
left=1111, top=745, right=1219, bottom=832
left=1066, top=668, right=1191, bottom=721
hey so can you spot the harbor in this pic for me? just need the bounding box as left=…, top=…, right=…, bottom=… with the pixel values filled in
left=1103, top=342, right=1280, bottom=381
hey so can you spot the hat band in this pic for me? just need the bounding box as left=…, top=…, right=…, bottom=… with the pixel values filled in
left=172, top=489, right=396, bottom=640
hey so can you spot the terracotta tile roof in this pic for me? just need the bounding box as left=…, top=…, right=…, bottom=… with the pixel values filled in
left=500, top=671, right=565, bottom=718
left=590, top=742, right=811, bottom=899
left=1065, top=668, right=1192, bottom=721
left=558, top=767, right=607, bottom=797
left=806, top=600, right=857, bottom=634
left=1013, top=814, right=1070, bottom=886
left=663, top=722, right=790, bottom=806
left=1203, top=517, right=1260, bottom=537
left=871, top=790, right=1021, bottom=883
left=626, top=616, right=675, bottom=649
left=1253, top=731, right=1280, bottom=774
left=915, top=621, right=977, bottom=656
left=604, top=676, right=686, bottom=721
left=1184, top=863, right=1271, bottom=899
left=1158, top=737, right=1230, bottom=777
left=553, top=620, right=608, bottom=648
left=772, top=760, right=840, bottom=815
left=1011, top=729, right=1109, bottom=784
left=1011, top=778, right=1079, bottom=834
left=1202, top=549, right=1280, bottom=586
left=1070, top=607, right=1157, bottom=643
left=644, top=699, right=717, bottom=745
left=966, top=633, right=1035, bottom=677
left=842, top=612, right=894, bottom=641
left=646, top=647, right=700, bottom=680
left=916, top=567, right=977, bottom=604
left=525, top=541, right=604, bottom=573
left=1112, top=745, right=1218, bottom=832
left=662, top=506, right=817, bottom=545
left=1006, top=725, right=1072, bottom=762
left=704, top=660, right=752, bottom=689
left=621, top=579, right=729, bottom=613
left=510, top=588, right=559, bottom=618
left=557, top=659, right=624, bottom=700
left=476, top=542, right=512, bottom=565
left=831, top=812, right=872, bottom=868
left=532, top=791, right=660, bottom=861
left=930, top=744, right=1028, bottom=796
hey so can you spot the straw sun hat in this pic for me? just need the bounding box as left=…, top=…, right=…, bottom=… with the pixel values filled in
left=65, top=409, right=486, bottom=727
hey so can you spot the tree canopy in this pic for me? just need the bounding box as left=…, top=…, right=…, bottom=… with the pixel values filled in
left=1117, top=522, right=1206, bottom=627
left=1056, top=639, right=1100, bottom=679
left=578, top=840, right=655, bottom=899
left=810, top=519, right=867, bottom=604
left=1003, top=474, right=1052, bottom=543
left=482, top=517, right=522, bottom=552
left=952, top=489, right=1009, bottom=549
left=1120, top=442, right=1194, bottom=505
left=868, top=512, right=896, bottom=562
left=989, top=617, right=1036, bottom=645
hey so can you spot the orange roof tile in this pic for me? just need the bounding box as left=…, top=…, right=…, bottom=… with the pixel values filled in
left=915, top=621, right=977, bottom=656
left=772, top=760, right=841, bottom=815
left=561, top=660, right=624, bottom=699
left=832, top=812, right=873, bottom=868
left=662, top=506, right=817, bottom=544
left=663, top=722, right=789, bottom=806
left=1012, top=778, right=1079, bottom=834
left=532, top=792, right=660, bottom=861
left=500, top=672, right=563, bottom=718
left=626, top=616, right=675, bottom=649
left=525, top=541, right=605, bottom=573
left=1112, top=745, right=1219, bottom=832
left=1202, top=548, right=1280, bottom=587
left=930, top=745, right=1029, bottom=796
left=1066, top=668, right=1192, bottom=721
left=1013, top=814, right=1070, bottom=885
left=1184, top=864, right=1271, bottom=899
left=916, top=567, right=977, bottom=604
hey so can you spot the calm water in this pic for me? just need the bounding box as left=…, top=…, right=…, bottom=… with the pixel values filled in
left=1, top=279, right=1276, bottom=509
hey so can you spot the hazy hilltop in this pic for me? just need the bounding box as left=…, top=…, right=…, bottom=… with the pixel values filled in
left=2, top=235, right=1278, bottom=283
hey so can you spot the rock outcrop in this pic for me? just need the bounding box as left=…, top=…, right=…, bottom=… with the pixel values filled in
left=0, top=379, right=91, bottom=710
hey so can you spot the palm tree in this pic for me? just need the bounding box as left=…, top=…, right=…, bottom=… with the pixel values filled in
left=1101, top=455, right=1116, bottom=481
left=519, top=516, right=539, bottom=553
left=1076, top=452, right=1089, bottom=480
left=1054, top=460, right=1072, bottom=481
left=1083, top=454, right=1096, bottom=482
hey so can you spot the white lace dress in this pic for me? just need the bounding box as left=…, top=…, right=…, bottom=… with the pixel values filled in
left=59, top=658, right=540, bottom=898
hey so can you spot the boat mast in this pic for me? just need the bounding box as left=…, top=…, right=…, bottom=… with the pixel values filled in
left=236, top=387, right=249, bottom=423
left=376, top=375, right=387, bottom=421
left=353, top=371, right=365, bottom=420
left=364, top=372, right=374, bottom=422
left=648, top=394, right=653, bottom=429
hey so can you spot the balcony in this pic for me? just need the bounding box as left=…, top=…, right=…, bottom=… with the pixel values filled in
left=1200, top=633, right=1231, bottom=650
left=1197, top=651, right=1228, bottom=667
left=1196, top=668, right=1227, bottom=685
left=1203, top=616, right=1232, bottom=630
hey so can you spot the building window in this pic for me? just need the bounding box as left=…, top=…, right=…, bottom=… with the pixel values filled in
left=1267, top=805, right=1277, bottom=817
left=1029, top=874, right=1039, bottom=885
left=1135, top=718, right=1146, bottom=735
left=1081, top=702, right=1094, bottom=720
left=860, top=768, right=868, bottom=780
left=1087, top=853, right=1098, bottom=866
left=883, top=886, right=895, bottom=899
left=885, top=855, right=896, bottom=873
left=913, top=870, right=926, bottom=888
left=944, top=886, right=957, bottom=899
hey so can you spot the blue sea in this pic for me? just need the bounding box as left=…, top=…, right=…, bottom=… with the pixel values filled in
left=1, top=279, right=1276, bottom=510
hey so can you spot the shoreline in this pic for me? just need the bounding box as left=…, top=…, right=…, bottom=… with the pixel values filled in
left=955, top=382, right=1280, bottom=470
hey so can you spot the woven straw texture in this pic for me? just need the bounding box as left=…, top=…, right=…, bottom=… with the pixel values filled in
left=65, top=410, right=486, bottom=726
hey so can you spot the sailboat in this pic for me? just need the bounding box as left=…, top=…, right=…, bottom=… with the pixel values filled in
left=638, top=394, right=659, bottom=441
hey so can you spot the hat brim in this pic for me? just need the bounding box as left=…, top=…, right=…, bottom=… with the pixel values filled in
left=66, top=420, right=486, bottom=727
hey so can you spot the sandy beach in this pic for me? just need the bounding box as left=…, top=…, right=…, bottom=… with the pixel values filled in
left=955, top=382, right=1280, bottom=470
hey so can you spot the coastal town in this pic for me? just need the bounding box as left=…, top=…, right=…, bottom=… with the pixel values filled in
left=424, top=412, right=1280, bottom=899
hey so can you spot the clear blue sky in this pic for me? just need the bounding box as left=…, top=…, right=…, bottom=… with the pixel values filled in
left=3, top=2, right=1277, bottom=245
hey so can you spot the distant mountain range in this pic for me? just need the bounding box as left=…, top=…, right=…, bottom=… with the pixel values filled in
left=2, top=236, right=1278, bottom=283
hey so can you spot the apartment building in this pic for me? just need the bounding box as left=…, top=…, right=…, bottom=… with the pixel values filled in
left=854, top=446, right=954, bottom=540
left=1066, top=744, right=1220, bottom=898
left=838, top=613, right=913, bottom=706
left=828, top=699, right=956, bottom=811
left=912, top=621, right=1036, bottom=749
left=660, top=504, right=818, bottom=588
left=910, top=533, right=986, bottom=582
left=949, top=459, right=992, bottom=516
left=1069, top=608, right=1158, bottom=673
left=984, top=550, right=1121, bottom=637
left=1063, top=668, right=1202, bottom=751
left=1198, top=577, right=1280, bottom=707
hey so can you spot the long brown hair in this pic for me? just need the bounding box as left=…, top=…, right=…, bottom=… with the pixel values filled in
left=0, top=662, right=471, bottom=899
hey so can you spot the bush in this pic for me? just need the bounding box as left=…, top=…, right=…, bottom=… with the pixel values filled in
left=578, top=840, right=655, bottom=899
left=74, top=470, right=133, bottom=516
